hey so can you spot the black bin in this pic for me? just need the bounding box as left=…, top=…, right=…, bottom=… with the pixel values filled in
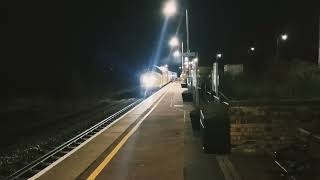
left=190, top=108, right=200, bottom=130
left=200, top=103, right=230, bottom=154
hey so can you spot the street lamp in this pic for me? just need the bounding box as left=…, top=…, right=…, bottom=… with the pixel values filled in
left=248, top=47, right=255, bottom=55
left=163, top=1, right=177, bottom=17
left=169, top=36, right=179, bottom=47
left=173, top=50, right=181, bottom=58
left=281, top=34, right=288, bottom=41
left=216, top=53, right=222, bottom=59
left=193, top=57, right=198, bottom=63
left=276, top=33, right=288, bottom=60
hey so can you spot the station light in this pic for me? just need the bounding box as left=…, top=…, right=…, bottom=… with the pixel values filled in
left=184, top=57, right=189, bottom=62
left=281, top=34, right=288, bottom=41
left=173, top=50, right=181, bottom=58
left=193, top=58, right=198, bottom=63
left=216, top=53, right=222, bottom=58
left=169, top=36, right=179, bottom=47
left=250, top=47, right=255, bottom=51
left=163, top=1, right=177, bottom=17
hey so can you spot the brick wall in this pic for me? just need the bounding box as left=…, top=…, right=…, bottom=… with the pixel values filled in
left=229, top=104, right=320, bottom=154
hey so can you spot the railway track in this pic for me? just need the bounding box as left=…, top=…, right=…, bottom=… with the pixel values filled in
left=5, top=99, right=142, bottom=180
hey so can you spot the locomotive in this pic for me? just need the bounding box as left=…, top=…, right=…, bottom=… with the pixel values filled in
left=140, top=65, right=177, bottom=90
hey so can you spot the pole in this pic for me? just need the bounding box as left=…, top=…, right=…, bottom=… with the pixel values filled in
left=181, top=42, right=184, bottom=73
left=318, top=16, right=320, bottom=67
left=186, top=9, right=190, bottom=53
left=276, top=36, right=280, bottom=61
left=195, top=57, right=199, bottom=106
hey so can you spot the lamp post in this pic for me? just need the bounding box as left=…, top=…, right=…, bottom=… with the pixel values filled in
left=169, top=36, right=179, bottom=47
left=163, top=1, right=177, bottom=17
left=212, top=53, right=222, bottom=97
left=173, top=50, right=181, bottom=58
left=276, top=33, right=288, bottom=61
left=248, top=47, right=255, bottom=54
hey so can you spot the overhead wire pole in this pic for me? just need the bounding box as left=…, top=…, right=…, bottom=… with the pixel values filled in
left=318, top=16, right=320, bottom=67
left=185, top=9, right=191, bottom=87
left=186, top=9, right=190, bottom=53
left=181, top=42, right=184, bottom=73
left=185, top=8, right=199, bottom=106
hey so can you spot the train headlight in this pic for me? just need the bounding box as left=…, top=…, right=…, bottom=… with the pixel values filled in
left=141, top=73, right=156, bottom=88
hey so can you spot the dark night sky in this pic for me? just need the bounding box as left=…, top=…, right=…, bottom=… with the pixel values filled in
left=1, top=0, right=319, bottom=98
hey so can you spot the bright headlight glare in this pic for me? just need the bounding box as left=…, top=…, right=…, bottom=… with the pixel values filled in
left=141, top=74, right=156, bottom=87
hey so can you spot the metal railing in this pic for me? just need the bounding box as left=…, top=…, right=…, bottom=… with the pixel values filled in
left=274, top=128, right=320, bottom=180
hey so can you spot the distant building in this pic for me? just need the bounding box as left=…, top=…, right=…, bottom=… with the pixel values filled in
left=224, top=64, right=244, bottom=76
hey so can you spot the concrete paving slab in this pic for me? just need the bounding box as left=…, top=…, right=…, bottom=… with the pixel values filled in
left=34, top=83, right=171, bottom=180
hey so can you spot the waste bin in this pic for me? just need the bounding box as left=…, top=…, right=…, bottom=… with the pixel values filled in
left=190, top=107, right=200, bottom=130
left=182, top=90, right=193, bottom=102
left=200, top=103, right=230, bottom=154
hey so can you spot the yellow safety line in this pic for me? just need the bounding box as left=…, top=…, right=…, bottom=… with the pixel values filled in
left=87, top=90, right=169, bottom=180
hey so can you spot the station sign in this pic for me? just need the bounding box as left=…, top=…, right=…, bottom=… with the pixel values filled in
left=182, top=52, right=196, bottom=57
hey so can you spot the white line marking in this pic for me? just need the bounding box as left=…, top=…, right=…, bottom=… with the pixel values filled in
left=216, top=155, right=242, bottom=180
left=87, top=89, right=169, bottom=179
left=29, top=84, right=172, bottom=180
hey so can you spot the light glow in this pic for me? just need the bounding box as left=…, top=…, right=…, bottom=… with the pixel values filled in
left=281, top=34, right=288, bottom=41
left=216, top=53, right=222, bottom=58
left=163, top=1, right=177, bottom=17
left=193, top=58, right=198, bottom=63
left=173, top=50, right=181, bottom=58
left=141, top=73, right=156, bottom=88
left=169, top=36, right=179, bottom=47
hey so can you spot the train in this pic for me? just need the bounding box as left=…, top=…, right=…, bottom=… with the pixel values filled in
left=140, top=65, right=177, bottom=90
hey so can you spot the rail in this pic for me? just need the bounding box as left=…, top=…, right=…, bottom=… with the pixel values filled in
left=274, top=128, right=320, bottom=180
left=6, top=99, right=142, bottom=180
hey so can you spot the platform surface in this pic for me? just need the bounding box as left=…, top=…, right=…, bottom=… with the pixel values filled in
left=35, top=82, right=228, bottom=180
left=83, top=82, right=185, bottom=180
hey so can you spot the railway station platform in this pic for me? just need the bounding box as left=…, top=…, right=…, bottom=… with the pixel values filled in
left=30, top=82, right=240, bottom=180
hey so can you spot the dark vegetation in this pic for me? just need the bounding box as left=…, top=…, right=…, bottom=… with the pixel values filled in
left=220, top=59, right=320, bottom=100
left=0, top=89, right=140, bottom=178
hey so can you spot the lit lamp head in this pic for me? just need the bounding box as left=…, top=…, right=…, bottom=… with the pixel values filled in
left=281, top=34, right=288, bottom=41
left=193, top=58, right=198, bottom=63
left=163, top=1, right=177, bottom=17
left=173, top=50, right=181, bottom=58
left=216, top=53, right=222, bottom=59
left=184, top=61, right=189, bottom=68
left=250, top=47, right=255, bottom=51
left=169, top=36, right=179, bottom=47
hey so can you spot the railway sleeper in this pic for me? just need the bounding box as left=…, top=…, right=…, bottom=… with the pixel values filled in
left=60, top=150, right=71, bottom=154
left=92, top=130, right=101, bottom=134
left=74, top=141, right=83, bottom=146
left=67, top=145, right=78, bottom=149
left=40, top=161, right=53, bottom=167
left=88, top=131, right=96, bottom=136
left=29, top=169, right=41, bottom=174
left=76, top=139, right=87, bottom=143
